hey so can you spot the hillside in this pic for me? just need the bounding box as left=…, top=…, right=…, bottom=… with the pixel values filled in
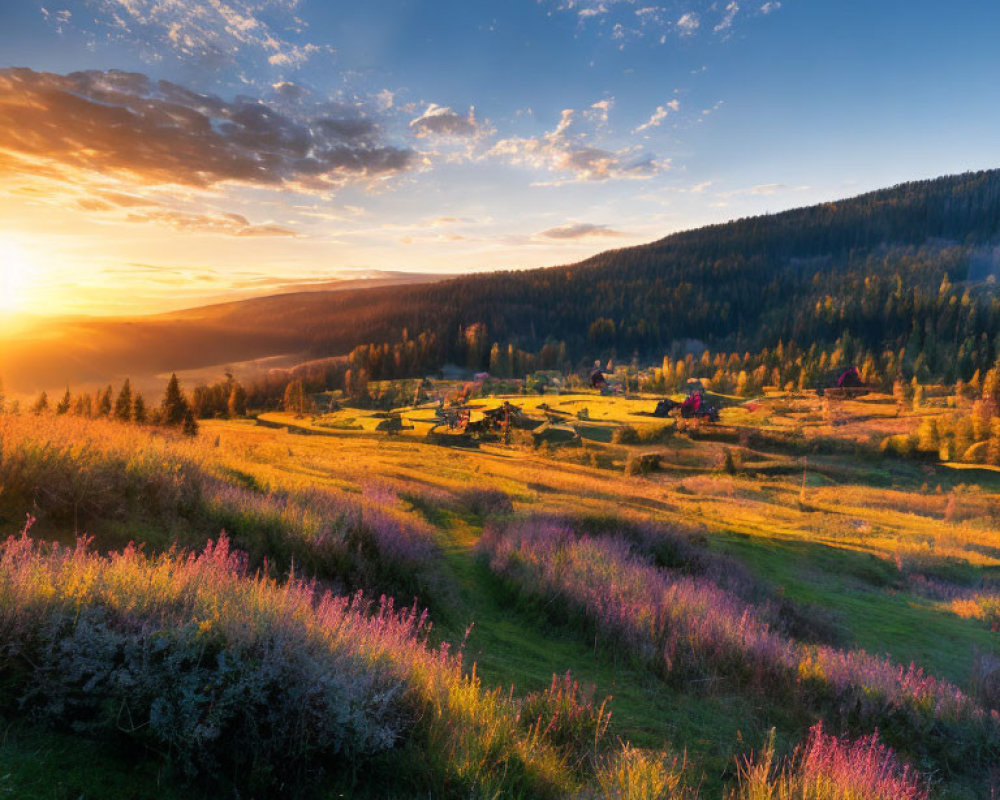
left=4, top=169, right=1000, bottom=392
left=4, top=388, right=1000, bottom=798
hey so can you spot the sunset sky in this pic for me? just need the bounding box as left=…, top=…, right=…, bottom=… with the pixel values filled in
left=0, top=0, right=998, bottom=316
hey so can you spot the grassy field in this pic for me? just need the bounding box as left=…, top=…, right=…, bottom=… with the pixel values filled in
left=1, top=389, right=999, bottom=798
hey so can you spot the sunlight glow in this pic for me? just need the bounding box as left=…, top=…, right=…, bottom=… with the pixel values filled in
left=0, top=239, right=34, bottom=314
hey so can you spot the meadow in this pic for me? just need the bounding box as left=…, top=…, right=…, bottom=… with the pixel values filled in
left=1, top=387, right=999, bottom=798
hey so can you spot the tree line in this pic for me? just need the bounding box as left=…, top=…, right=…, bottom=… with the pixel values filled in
left=14, top=374, right=201, bottom=436
left=141, top=168, right=1000, bottom=387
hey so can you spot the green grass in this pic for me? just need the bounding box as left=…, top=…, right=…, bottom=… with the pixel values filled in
left=0, top=720, right=193, bottom=800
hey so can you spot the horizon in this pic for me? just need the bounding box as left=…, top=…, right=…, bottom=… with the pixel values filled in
left=1, top=0, right=1000, bottom=317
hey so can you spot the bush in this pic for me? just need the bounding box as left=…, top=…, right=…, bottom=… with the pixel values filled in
left=612, top=425, right=640, bottom=445
left=625, top=453, right=662, bottom=476
left=454, top=487, right=515, bottom=517
left=0, top=533, right=416, bottom=791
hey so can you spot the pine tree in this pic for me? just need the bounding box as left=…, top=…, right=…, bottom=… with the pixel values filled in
left=161, top=373, right=188, bottom=426
left=31, top=391, right=48, bottom=414
left=72, top=393, right=92, bottom=417
left=97, top=385, right=113, bottom=417
left=0, top=377, right=6, bottom=414
left=114, top=379, right=133, bottom=421
left=182, top=407, right=199, bottom=437
left=132, top=394, right=147, bottom=424
left=55, top=388, right=71, bottom=415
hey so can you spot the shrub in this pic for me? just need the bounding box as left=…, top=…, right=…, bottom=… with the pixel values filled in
left=625, top=453, right=661, bottom=476
left=0, top=532, right=416, bottom=790
left=0, top=530, right=587, bottom=798
left=454, top=487, right=515, bottom=517
left=612, top=425, right=640, bottom=445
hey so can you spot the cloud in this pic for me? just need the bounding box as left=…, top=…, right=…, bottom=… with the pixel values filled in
left=633, top=99, right=680, bottom=133
left=488, top=106, right=664, bottom=182
left=75, top=0, right=329, bottom=72
left=544, top=0, right=769, bottom=42
left=714, top=2, right=740, bottom=33
left=0, top=68, right=414, bottom=195
left=717, top=183, right=812, bottom=198
left=124, top=209, right=298, bottom=237
left=538, top=222, right=625, bottom=239
left=676, top=12, right=700, bottom=35
left=40, top=7, right=72, bottom=33
left=409, top=104, right=485, bottom=138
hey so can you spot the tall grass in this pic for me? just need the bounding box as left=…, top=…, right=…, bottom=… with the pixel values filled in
left=0, top=414, right=448, bottom=607
left=481, top=516, right=1000, bottom=773
left=482, top=517, right=798, bottom=690
left=0, top=525, right=611, bottom=797
left=731, top=724, right=928, bottom=800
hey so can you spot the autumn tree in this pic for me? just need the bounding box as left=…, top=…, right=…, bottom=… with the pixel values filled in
left=283, top=379, right=309, bottom=416
left=227, top=382, right=248, bottom=418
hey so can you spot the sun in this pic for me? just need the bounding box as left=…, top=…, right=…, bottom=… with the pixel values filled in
left=0, top=239, right=34, bottom=314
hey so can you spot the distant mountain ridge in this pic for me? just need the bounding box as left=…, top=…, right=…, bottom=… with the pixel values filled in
left=4, top=168, right=1000, bottom=392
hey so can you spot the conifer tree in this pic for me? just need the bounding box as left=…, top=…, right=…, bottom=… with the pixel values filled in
left=132, top=393, right=147, bottom=424
left=182, top=407, right=199, bottom=437
left=97, top=385, right=113, bottom=417
left=31, top=391, right=48, bottom=414
left=72, top=393, right=92, bottom=417
left=55, top=388, right=71, bottom=415
left=114, top=379, right=133, bottom=421
left=161, top=373, right=188, bottom=426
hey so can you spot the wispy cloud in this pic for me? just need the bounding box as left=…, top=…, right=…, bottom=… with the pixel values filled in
left=537, top=222, right=625, bottom=239
left=676, top=12, right=700, bottom=35
left=124, top=209, right=298, bottom=237
left=714, top=2, right=740, bottom=33
left=544, top=0, right=769, bottom=42
left=65, top=0, right=330, bottom=73
left=633, top=99, right=680, bottom=134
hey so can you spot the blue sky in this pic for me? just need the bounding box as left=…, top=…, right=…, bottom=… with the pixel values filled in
left=0, top=0, right=998, bottom=314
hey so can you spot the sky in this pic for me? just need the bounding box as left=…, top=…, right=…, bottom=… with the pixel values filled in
left=0, top=0, right=998, bottom=317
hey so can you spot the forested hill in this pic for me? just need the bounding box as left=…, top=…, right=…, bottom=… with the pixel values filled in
left=293, top=168, right=1000, bottom=381
left=6, top=168, right=1000, bottom=392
